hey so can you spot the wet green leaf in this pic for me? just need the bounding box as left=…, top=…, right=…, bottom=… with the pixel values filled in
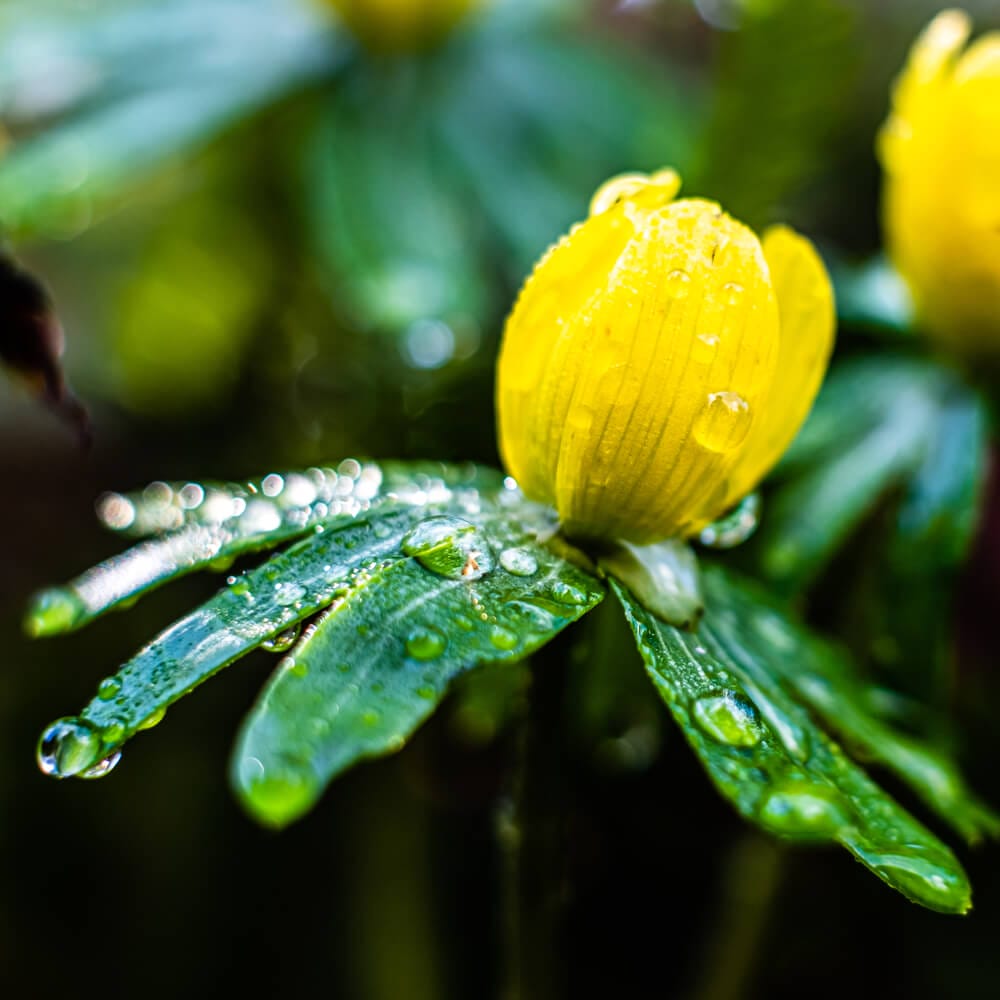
left=0, top=0, right=338, bottom=237
left=234, top=514, right=604, bottom=827
left=615, top=566, right=997, bottom=913
left=25, top=461, right=504, bottom=634
left=752, top=356, right=953, bottom=593
left=33, top=460, right=604, bottom=825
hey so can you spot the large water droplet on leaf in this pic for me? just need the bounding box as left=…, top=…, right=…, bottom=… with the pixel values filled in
left=37, top=717, right=103, bottom=778
left=262, top=624, right=301, bottom=653
left=757, top=780, right=851, bottom=839
left=692, top=690, right=764, bottom=747
left=401, top=515, right=494, bottom=580
left=499, top=548, right=538, bottom=577
left=406, top=625, right=447, bottom=661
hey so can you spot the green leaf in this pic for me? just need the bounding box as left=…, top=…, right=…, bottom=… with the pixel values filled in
left=614, top=566, right=997, bottom=913
left=829, top=254, right=915, bottom=336
left=233, top=514, right=604, bottom=827
left=0, top=0, right=339, bottom=237
left=25, top=461, right=505, bottom=635
left=304, top=78, right=491, bottom=335
left=33, top=460, right=604, bottom=826
left=752, top=356, right=949, bottom=593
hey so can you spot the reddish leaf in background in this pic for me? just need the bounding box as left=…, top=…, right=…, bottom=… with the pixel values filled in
left=0, top=254, right=90, bottom=448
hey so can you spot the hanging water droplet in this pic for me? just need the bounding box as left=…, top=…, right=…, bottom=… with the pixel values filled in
left=80, top=749, right=122, bottom=780
left=137, top=706, right=166, bottom=731
left=262, top=624, right=301, bottom=653
left=489, top=625, right=519, bottom=652
left=37, top=717, right=103, bottom=778
left=401, top=515, right=494, bottom=581
left=666, top=269, right=691, bottom=298
left=757, top=780, right=851, bottom=839
left=499, top=548, right=538, bottom=577
left=24, top=587, right=86, bottom=637
left=97, top=676, right=122, bottom=701
left=693, top=391, right=752, bottom=453
left=242, top=767, right=317, bottom=827
left=406, top=626, right=447, bottom=661
left=698, top=492, right=762, bottom=549
left=692, top=690, right=763, bottom=747
left=692, top=332, right=720, bottom=364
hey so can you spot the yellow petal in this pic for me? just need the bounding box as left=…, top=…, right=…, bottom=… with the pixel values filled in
left=713, top=225, right=835, bottom=518
left=496, top=179, right=782, bottom=544
left=880, top=12, right=1000, bottom=355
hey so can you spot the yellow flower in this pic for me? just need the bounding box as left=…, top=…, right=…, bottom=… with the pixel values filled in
left=321, top=0, right=480, bottom=54
left=879, top=9, right=1000, bottom=356
left=495, top=170, right=835, bottom=545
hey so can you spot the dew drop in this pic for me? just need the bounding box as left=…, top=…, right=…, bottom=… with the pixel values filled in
left=37, top=717, right=103, bottom=778
left=692, top=332, right=719, bottom=364
left=101, top=718, right=127, bottom=744
left=722, top=281, right=744, bottom=304
left=549, top=581, right=590, bottom=606
left=489, top=625, right=519, bottom=652
left=406, top=626, right=447, bottom=661
left=757, top=781, right=851, bottom=839
left=666, top=268, right=691, bottom=298
left=97, top=676, right=122, bottom=701
left=416, top=686, right=436, bottom=700
left=698, top=492, right=761, bottom=549
left=693, top=391, right=752, bottom=453
left=262, top=624, right=301, bottom=653
left=692, top=690, right=763, bottom=747
left=401, top=515, right=494, bottom=581
left=361, top=710, right=381, bottom=726
left=499, top=548, right=538, bottom=577
left=80, top=750, right=122, bottom=780
left=137, top=706, right=166, bottom=731
left=568, top=407, right=594, bottom=434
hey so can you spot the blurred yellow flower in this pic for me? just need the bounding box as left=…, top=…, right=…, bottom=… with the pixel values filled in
left=879, top=9, right=1000, bottom=356
left=495, top=170, right=835, bottom=545
left=322, top=0, right=480, bottom=54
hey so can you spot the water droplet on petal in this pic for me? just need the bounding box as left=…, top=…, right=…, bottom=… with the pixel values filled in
left=666, top=269, right=691, bottom=298
left=693, top=391, right=752, bottom=453
left=722, top=281, right=744, bottom=304
left=758, top=780, right=851, bottom=839
left=401, top=515, right=494, bottom=580
left=37, top=717, right=103, bottom=778
left=499, top=548, right=538, bottom=577
left=692, top=332, right=720, bottom=364
left=406, top=626, right=447, bottom=661
left=692, top=690, right=763, bottom=747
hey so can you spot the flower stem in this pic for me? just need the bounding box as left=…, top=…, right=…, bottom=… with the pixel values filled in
left=497, top=650, right=571, bottom=1000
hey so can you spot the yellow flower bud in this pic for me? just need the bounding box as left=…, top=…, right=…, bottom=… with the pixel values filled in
left=879, top=9, right=1000, bottom=356
left=495, top=170, right=835, bottom=544
left=321, top=0, right=480, bottom=54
